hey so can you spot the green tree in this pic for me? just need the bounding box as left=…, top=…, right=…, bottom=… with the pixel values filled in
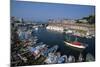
left=79, top=15, right=95, bottom=24
left=88, top=15, right=95, bottom=24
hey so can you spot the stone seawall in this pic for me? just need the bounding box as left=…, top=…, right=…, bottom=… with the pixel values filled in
left=46, top=26, right=64, bottom=33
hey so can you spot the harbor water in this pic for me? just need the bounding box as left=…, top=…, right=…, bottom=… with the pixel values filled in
left=32, top=27, right=95, bottom=61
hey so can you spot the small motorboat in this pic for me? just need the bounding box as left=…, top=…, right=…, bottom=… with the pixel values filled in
left=64, top=41, right=86, bottom=49
left=64, top=35, right=88, bottom=51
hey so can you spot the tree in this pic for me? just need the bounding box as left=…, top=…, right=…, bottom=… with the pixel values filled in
left=88, top=15, right=95, bottom=24
left=76, top=20, right=82, bottom=23
left=79, top=15, right=95, bottom=24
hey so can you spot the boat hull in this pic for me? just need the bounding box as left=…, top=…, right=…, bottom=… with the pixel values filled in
left=64, top=41, right=85, bottom=52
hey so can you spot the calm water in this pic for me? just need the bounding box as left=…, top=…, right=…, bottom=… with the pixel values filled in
left=32, top=27, right=95, bottom=60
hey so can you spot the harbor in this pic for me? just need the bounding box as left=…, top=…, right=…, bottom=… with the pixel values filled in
left=11, top=20, right=95, bottom=66
left=10, top=1, right=95, bottom=66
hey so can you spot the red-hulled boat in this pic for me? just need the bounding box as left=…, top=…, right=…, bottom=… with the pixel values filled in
left=64, top=41, right=86, bottom=49
left=64, top=35, right=87, bottom=51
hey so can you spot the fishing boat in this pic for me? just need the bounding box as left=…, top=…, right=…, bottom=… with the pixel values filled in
left=35, top=27, right=38, bottom=30
left=78, top=53, right=84, bottom=62
left=86, top=53, right=95, bottom=61
left=33, top=26, right=38, bottom=30
left=65, top=30, right=73, bottom=34
left=64, top=35, right=87, bottom=51
left=44, top=53, right=57, bottom=64
left=44, top=52, right=68, bottom=64
left=64, top=41, right=86, bottom=49
left=42, top=45, right=58, bottom=57
left=57, top=55, right=68, bottom=63
left=68, top=55, right=75, bottom=63
left=27, top=43, right=47, bottom=59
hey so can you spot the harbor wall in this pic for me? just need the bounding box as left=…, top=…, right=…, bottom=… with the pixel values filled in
left=46, top=23, right=95, bottom=36
left=46, top=25, right=64, bottom=33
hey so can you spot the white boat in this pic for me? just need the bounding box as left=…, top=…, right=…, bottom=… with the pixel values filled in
left=78, top=53, right=84, bottom=62
left=86, top=35, right=92, bottom=39
left=42, top=45, right=58, bottom=57
left=64, top=41, right=86, bottom=49
left=68, top=55, right=75, bottom=63
left=57, top=55, right=68, bottom=63
left=64, top=36, right=87, bottom=50
left=65, top=30, right=73, bottom=34
left=33, top=26, right=38, bottom=30
left=44, top=53, right=57, bottom=64
left=35, top=27, right=38, bottom=30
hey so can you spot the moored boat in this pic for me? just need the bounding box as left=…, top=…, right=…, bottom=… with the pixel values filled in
left=64, top=41, right=86, bottom=49
left=64, top=35, right=88, bottom=51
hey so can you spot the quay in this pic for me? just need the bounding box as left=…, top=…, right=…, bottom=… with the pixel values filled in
left=46, top=19, right=95, bottom=38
